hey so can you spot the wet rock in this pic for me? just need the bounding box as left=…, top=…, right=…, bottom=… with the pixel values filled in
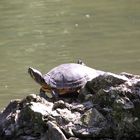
left=0, top=72, right=140, bottom=139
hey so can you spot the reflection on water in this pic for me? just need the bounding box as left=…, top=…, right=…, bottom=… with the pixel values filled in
left=0, top=0, right=140, bottom=110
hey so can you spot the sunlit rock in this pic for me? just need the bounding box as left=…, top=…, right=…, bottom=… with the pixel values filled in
left=0, top=72, right=140, bottom=139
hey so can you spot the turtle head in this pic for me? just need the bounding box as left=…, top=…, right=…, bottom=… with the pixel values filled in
left=28, top=67, right=46, bottom=85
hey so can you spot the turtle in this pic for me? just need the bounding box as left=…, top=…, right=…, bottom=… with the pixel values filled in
left=28, top=61, right=104, bottom=99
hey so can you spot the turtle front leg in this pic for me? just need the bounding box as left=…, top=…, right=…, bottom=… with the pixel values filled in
left=39, top=88, right=49, bottom=99
left=39, top=88, right=59, bottom=100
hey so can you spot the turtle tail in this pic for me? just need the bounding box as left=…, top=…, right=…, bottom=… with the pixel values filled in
left=28, top=67, right=45, bottom=86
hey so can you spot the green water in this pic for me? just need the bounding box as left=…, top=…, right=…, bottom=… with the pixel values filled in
left=0, top=0, right=140, bottom=110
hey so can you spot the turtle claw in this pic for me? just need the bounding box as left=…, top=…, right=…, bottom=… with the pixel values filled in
left=51, top=90, right=59, bottom=99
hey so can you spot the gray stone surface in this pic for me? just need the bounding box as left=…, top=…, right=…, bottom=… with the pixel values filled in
left=0, top=72, right=140, bottom=140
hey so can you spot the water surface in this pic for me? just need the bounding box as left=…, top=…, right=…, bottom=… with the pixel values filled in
left=0, top=0, right=140, bottom=110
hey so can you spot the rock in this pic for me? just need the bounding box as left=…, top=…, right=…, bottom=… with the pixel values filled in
left=0, top=72, right=140, bottom=139
left=46, top=121, right=67, bottom=140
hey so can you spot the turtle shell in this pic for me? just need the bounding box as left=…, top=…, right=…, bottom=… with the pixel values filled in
left=43, top=63, right=103, bottom=89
